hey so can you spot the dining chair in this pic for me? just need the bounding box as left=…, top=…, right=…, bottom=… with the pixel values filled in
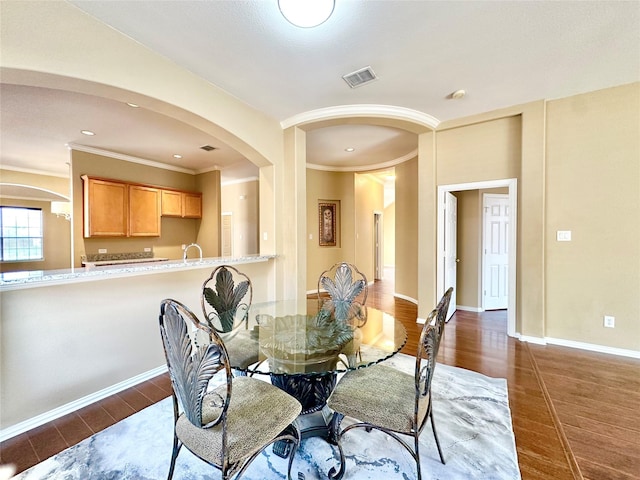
left=159, top=298, right=302, bottom=480
left=317, top=262, right=368, bottom=324
left=431, top=287, right=454, bottom=356
left=326, top=309, right=446, bottom=480
left=201, top=265, right=260, bottom=372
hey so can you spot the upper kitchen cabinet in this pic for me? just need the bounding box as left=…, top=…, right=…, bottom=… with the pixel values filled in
left=82, top=176, right=161, bottom=238
left=82, top=176, right=128, bottom=237
left=129, top=185, right=161, bottom=236
left=161, top=189, right=202, bottom=219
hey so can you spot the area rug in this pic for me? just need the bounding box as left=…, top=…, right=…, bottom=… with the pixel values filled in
left=14, top=354, right=520, bottom=479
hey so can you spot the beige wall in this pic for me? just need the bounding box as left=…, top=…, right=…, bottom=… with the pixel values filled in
left=306, top=169, right=356, bottom=290
left=221, top=179, right=259, bottom=257
left=0, top=260, right=275, bottom=430
left=304, top=170, right=382, bottom=290
left=71, top=150, right=217, bottom=264
left=354, top=173, right=384, bottom=283
left=545, top=83, right=639, bottom=350
left=396, top=157, right=419, bottom=302
left=196, top=170, right=222, bottom=257
left=384, top=201, right=395, bottom=268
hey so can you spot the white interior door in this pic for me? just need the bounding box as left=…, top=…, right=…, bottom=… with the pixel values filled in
left=483, top=194, right=509, bottom=310
left=444, top=192, right=458, bottom=320
left=221, top=213, right=232, bottom=257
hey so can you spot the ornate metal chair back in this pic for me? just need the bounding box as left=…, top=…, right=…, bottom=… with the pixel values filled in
left=317, top=262, right=368, bottom=323
left=430, top=287, right=453, bottom=356
left=414, top=313, right=439, bottom=430
left=201, top=265, right=253, bottom=334
left=159, top=299, right=232, bottom=430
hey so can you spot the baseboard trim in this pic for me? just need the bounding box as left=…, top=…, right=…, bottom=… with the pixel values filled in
left=0, top=365, right=168, bottom=442
left=518, top=334, right=640, bottom=359
left=394, top=292, right=417, bottom=304
left=456, top=305, right=483, bottom=312
left=545, top=337, right=640, bottom=359
left=518, top=334, right=547, bottom=345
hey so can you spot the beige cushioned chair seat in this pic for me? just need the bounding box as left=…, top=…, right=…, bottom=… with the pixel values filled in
left=176, top=376, right=301, bottom=466
left=223, top=331, right=259, bottom=369
left=328, top=364, right=429, bottom=433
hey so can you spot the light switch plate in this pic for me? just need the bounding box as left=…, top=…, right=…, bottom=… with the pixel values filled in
left=556, top=230, right=572, bottom=241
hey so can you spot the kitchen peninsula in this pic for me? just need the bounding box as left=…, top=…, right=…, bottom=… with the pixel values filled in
left=0, top=254, right=276, bottom=440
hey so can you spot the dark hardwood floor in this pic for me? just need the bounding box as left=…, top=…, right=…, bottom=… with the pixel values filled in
left=2, top=274, right=639, bottom=479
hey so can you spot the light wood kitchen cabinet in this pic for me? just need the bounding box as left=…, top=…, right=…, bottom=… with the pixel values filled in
left=82, top=176, right=162, bottom=238
left=161, top=190, right=202, bottom=219
left=160, top=190, right=182, bottom=217
left=128, top=185, right=161, bottom=236
left=82, top=176, right=128, bottom=237
left=182, top=192, right=202, bottom=218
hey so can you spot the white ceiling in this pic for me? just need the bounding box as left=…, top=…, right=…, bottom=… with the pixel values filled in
left=1, top=0, right=638, bottom=182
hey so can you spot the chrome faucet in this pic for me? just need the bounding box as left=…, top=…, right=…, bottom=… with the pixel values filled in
left=183, top=243, right=202, bottom=261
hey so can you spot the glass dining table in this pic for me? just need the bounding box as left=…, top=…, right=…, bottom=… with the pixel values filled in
left=223, top=299, right=407, bottom=454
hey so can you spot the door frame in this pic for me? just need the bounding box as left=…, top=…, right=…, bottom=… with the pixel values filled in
left=437, top=178, right=517, bottom=337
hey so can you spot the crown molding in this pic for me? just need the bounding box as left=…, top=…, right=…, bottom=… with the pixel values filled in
left=307, top=149, right=417, bottom=173
left=0, top=165, right=70, bottom=178
left=281, top=105, right=440, bottom=130
left=67, top=144, right=196, bottom=175
left=221, top=176, right=260, bottom=187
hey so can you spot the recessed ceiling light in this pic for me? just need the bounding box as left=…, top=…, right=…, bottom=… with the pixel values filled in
left=80, top=130, right=95, bottom=136
left=345, top=147, right=355, bottom=152
left=126, top=102, right=139, bottom=108
left=173, top=154, right=182, bottom=159
left=451, top=89, right=466, bottom=99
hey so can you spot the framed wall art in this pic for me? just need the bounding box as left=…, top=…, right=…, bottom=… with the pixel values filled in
left=318, top=201, right=337, bottom=246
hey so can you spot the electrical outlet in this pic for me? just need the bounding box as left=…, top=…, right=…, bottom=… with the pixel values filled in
left=181, top=244, right=186, bottom=250
left=143, top=247, right=151, bottom=252
left=98, top=248, right=107, bottom=254
left=604, top=315, right=615, bottom=328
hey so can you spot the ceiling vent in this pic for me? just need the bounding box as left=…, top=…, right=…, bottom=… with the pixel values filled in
left=200, top=144, right=217, bottom=151
left=342, top=66, right=377, bottom=89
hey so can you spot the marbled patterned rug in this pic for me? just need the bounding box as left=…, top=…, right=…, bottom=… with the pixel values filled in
left=15, top=354, right=520, bottom=479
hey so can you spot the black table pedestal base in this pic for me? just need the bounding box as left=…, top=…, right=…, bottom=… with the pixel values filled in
left=271, top=373, right=340, bottom=457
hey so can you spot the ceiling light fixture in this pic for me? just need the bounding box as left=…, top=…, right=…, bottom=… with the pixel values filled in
left=278, top=0, right=335, bottom=28
left=80, top=130, right=95, bottom=136
left=173, top=154, right=182, bottom=159
left=451, top=89, right=466, bottom=99
left=126, top=102, right=139, bottom=108
left=345, top=147, right=355, bottom=152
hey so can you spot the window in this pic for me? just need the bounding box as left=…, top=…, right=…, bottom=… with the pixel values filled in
left=0, top=207, right=43, bottom=261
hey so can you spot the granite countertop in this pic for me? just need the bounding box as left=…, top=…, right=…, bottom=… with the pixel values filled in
left=81, top=257, right=170, bottom=267
left=0, top=254, right=276, bottom=290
